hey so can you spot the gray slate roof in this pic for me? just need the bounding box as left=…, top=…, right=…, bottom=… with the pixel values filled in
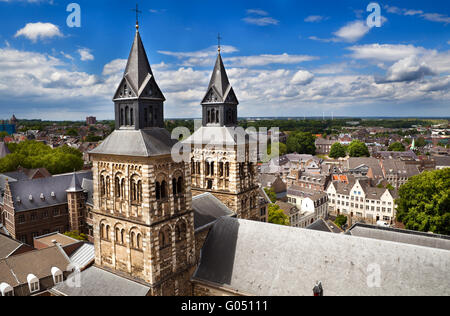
left=192, top=193, right=235, bottom=231
left=348, top=223, right=450, bottom=251
left=193, top=217, right=450, bottom=296
left=52, top=266, right=150, bottom=296
left=8, top=171, right=92, bottom=212
left=201, top=53, right=238, bottom=106
left=0, top=142, right=10, bottom=158
left=89, top=129, right=177, bottom=157
left=184, top=126, right=257, bottom=146
left=306, top=218, right=342, bottom=234
left=114, top=30, right=165, bottom=101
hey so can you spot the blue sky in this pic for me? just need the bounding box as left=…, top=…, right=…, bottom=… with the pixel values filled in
left=0, top=0, right=449, bottom=120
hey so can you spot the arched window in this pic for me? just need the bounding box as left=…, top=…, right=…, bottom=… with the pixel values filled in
left=121, top=179, right=125, bottom=199
left=136, top=234, right=142, bottom=249
left=115, top=176, right=121, bottom=198
left=211, top=162, right=215, bottom=176
left=120, top=108, right=124, bottom=126
left=115, top=228, right=120, bottom=242
left=121, top=229, right=125, bottom=245
left=106, top=177, right=111, bottom=196
left=100, top=175, right=105, bottom=196
left=125, top=106, right=129, bottom=126
left=105, top=225, right=110, bottom=241
left=100, top=224, right=105, bottom=239
left=172, top=178, right=177, bottom=196
left=131, top=232, right=135, bottom=248
left=130, top=179, right=137, bottom=202
left=156, top=182, right=161, bottom=200
left=216, top=110, right=219, bottom=123
left=177, top=177, right=183, bottom=194
left=211, top=109, right=215, bottom=123
left=161, top=181, right=167, bottom=199
left=225, top=162, right=230, bottom=177
left=130, top=108, right=134, bottom=126
left=159, top=226, right=172, bottom=250
left=205, top=162, right=210, bottom=176
left=175, top=221, right=187, bottom=242
left=138, top=181, right=142, bottom=203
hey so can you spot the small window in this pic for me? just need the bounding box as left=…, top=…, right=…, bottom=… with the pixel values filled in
left=0, top=283, right=13, bottom=297
left=27, top=274, right=40, bottom=293
left=51, top=267, right=63, bottom=285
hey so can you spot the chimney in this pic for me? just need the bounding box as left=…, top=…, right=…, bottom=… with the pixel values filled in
left=313, top=281, right=323, bottom=296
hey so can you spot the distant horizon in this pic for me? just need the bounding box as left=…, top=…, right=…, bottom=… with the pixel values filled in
left=3, top=116, right=449, bottom=123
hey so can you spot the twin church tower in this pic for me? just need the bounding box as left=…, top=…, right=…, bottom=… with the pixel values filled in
left=89, top=24, right=262, bottom=295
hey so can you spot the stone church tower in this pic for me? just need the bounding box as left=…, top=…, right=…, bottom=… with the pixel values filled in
left=89, top=25, right=195, bottom=296
left=184, top=48, right=262, bottom=221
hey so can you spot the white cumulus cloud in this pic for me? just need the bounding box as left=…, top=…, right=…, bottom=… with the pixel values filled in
left=15, top=22, right=63, bottom=42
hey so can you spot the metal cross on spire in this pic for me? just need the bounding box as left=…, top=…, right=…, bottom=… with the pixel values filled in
left=217, top=33, right=222, bottom=53
left=132, top=3, right=143, bottom=30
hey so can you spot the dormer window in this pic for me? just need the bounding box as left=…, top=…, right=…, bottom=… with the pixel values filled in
left=27, top=274, right=40, bottom=293
left=51, top=267, right=63, bottom=285
left=0, top=283, right=13, bottom=297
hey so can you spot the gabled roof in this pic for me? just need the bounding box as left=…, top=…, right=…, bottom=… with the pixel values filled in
left=201, top=53, right=238, bottom=106
left=193, top=217, right=450, bottom=296
left=113, top=30, right=165, bottom=101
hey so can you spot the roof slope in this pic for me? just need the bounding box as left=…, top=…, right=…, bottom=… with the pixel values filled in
left=52, top=266, right=150, bottom=296
left=192, top=193, right=234, bottom=231
left=193, top=217, right=450, bottom=296
left=0, top=234, right=23, bottom=259
left=8, top=171, right=92, bottom=212
left=0, top=246, right=71, bottom=286
left=348, top=223, right=450, bottom=251
left=89, top=129, right=177, bottom=157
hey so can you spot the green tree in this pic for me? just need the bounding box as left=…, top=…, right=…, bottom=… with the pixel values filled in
left=396, top=169, right=450, bottom=235
left=64, top=230, right=88, bottom=241
left=268, top=204, right=290, bottom=226
left=66, top=128, right=79, bottom=137
left=264, top=188, right=277, bottom=203
left=0, top=131, right=8, bottom=139
left=0, top=140, right=83, bottom=174
left=335, top=215, right=348, bottom=228
left=415, top=137, right=427, bottom=148
left=388, top=142, right=406, bottom=152
left=348, top=140, right=370, bottom=157
left=286, top=132, right=316, bottom=155
left=329, top=142, right=347, bottom=159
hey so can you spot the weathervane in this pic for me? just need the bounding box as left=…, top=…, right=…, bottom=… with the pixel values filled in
left=217, top=33, right=222, bottom=53
left=132, top=3, right=143, bottom=30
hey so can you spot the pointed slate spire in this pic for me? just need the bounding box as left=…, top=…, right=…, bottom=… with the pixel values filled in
left=114, top=29, right=165, bottom=101
left=202, top=53, right=238, bottom=106
left=66, top=171, right=83, bottom=193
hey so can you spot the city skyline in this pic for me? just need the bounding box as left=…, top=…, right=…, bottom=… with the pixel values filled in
left=0, top=0, right=449, bottom=120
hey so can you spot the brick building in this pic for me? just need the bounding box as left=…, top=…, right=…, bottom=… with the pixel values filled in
left=0, top=170, right=93, bottom=245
